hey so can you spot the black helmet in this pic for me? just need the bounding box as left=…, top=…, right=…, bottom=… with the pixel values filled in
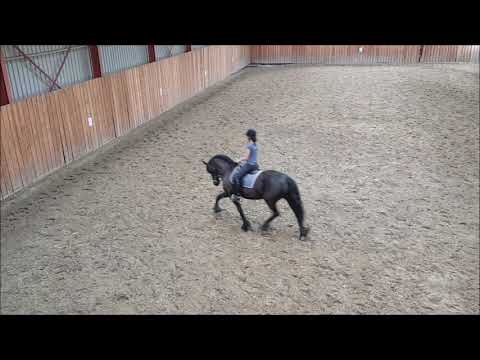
left=246, top=128, right=257, bottom=139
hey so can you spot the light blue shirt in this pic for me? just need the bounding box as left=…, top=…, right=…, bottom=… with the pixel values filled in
left=247, top=143, right=258, bottom=165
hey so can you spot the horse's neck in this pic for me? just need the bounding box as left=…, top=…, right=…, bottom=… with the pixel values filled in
left=222, top=168, right=234, bottom=180
left=216, top=159, right=235, bottom=178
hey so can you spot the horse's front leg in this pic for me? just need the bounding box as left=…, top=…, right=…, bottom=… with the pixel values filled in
left=232, top=199, right=252, bottom=231
left=213, top=191, right=228, bottom=213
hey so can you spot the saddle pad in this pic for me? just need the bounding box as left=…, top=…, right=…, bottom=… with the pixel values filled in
left=230, top=170, right=263, bottom=189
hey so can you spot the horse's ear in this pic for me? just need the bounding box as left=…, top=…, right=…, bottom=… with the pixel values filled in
left=202, top=160, right=208, bottom=165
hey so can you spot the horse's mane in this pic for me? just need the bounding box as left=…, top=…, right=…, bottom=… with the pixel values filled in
left=212, top=154, right=237, bottom=167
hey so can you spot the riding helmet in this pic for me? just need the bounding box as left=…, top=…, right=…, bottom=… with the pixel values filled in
left=246, top=128, right=257, bottom=139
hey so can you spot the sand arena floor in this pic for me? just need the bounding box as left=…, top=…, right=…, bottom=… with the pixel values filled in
left=1, top=64, right=479, bottom=314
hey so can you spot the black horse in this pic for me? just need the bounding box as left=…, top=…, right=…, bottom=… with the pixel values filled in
left=203, top=155, right=310, bottom=240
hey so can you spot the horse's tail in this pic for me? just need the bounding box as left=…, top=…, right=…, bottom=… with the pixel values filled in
left=285, top=177, right=308, bottom=239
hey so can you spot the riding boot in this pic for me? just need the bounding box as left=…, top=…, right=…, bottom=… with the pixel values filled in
left=231, top=182, right=241, bottom=201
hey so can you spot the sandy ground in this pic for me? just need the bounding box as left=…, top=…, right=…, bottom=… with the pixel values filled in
left=1, top=64, right=479, bottom=314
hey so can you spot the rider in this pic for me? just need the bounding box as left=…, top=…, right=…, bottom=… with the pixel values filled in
left=231, top=128, right=259, bottom=201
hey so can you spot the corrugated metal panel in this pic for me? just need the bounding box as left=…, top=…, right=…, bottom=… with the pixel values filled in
left=155, top=46, right=172, bottom=59
left=154, top=45, right=187, bottom=60
left=171, top=45, right=187, bottom=56
left=99, top=45, right=149, bottom=75
left=192, top=45, right=208, bottom=49
left=2, top=45, right=93, bottom=102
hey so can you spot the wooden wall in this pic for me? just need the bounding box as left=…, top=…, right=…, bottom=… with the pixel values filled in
left=0, top=46, right=251, bottom=200
left=251, top=45, right=480, bottom=64
left=420, top=45, right=480, bottom=63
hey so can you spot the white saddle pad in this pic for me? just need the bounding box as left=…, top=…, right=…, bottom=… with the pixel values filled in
left=230, top=170, right=263, bottom=189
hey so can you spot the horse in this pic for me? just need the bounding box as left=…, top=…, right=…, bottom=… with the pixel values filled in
left=202, top=154, right=310, bottom=240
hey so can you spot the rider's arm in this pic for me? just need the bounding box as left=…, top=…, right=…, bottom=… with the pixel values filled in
left=237, top=148, right=251, bottom=163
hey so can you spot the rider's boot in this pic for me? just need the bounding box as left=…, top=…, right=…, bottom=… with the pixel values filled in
left=231, top=182, right=241, bottom=202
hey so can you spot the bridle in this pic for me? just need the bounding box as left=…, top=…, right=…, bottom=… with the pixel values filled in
left=203, top=160, right=222, bottom=185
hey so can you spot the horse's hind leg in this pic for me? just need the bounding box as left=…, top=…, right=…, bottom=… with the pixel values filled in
left=233, top=199, right=252, bottom=231
left=261, top=198, right=280, bottom=231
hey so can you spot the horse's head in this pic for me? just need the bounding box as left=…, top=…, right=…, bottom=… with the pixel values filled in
left=203, top=155, right=237, bottom=186
left=202, top=159, right=221, bottom=186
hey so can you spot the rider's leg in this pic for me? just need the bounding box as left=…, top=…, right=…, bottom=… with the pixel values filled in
left=230, top=170, right=240, bottom=200
left=231, top=164, right=251, bottom=200
left=232, top=164, right=256, bottom=199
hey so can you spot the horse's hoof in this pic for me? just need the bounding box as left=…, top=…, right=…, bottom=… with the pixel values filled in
left=213, top=207, right=223, bottom=213
left=241, top=223, right=252, bottom=232
left=299, top=227, right=310, bottom=240
left=261, top=224, right=270, bottom=232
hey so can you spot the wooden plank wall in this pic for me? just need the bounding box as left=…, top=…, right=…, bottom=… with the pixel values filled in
left=421, top=45, right=480, bottom=63
left=251, top=45, right=480, bottom=64
left=0, top=46, right=251, bottom=200
left=251, top=45, right=421, bottom=64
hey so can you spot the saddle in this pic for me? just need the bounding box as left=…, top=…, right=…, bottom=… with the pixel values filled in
left=229, top=165, right=263, bottom=189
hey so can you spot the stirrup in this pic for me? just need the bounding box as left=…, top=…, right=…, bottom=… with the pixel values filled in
left=231, top=193, right=241, bottom=202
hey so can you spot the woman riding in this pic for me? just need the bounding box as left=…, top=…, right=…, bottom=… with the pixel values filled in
left=231, top=128, right=259, bottom=201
